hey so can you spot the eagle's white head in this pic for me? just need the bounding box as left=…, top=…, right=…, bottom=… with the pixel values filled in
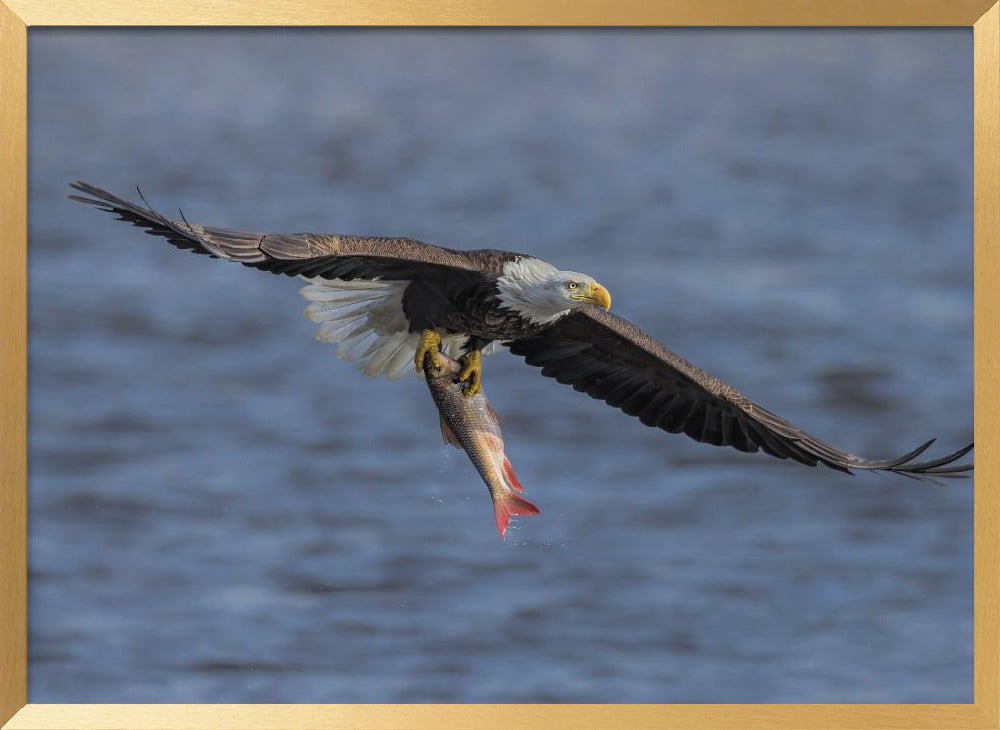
left=496, top=257, right=612, bottom=325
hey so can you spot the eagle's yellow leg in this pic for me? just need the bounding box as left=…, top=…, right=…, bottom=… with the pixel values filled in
left=414, top=329, right=443, bottom=374
left=458, top=349, right=483, bottom=397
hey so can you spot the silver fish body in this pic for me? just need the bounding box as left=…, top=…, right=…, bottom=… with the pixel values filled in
left=423, top=352, right=538, bottom=538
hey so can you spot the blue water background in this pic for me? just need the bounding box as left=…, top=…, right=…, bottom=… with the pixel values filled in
left=27, top=29, right=973, bottom=702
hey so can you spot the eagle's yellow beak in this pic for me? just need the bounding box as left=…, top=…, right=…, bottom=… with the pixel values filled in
left=585, top=282, right=611, bottom=311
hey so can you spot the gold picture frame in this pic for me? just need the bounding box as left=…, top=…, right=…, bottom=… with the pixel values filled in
left=1, top=2, right=996, bottom=728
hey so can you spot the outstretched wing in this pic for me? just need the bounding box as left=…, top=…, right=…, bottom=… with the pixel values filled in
left=68, top=181, right=517, bottom=280
left=507, top=308, right=973, bottom=479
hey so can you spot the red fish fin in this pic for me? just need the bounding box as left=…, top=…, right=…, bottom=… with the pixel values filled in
left=501, top=456, right=524, bottom=492
left=439, top=414, right=462, bottom=449
left=493, top=493, right=540, bottom=539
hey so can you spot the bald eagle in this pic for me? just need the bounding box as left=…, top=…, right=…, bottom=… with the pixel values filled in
left=68, top=181, right=972, bottom=480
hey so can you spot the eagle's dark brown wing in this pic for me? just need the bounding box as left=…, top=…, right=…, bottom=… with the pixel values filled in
left=69, top=181, right=518, bottom=280
left=507, top=308, right=973, bottom=479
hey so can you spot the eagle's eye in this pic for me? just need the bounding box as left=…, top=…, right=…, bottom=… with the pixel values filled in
left=568, top=282, right=579, bottom=290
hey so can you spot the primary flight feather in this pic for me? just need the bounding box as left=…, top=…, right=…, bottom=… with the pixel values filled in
left=68, top=180, right=973, bottom=481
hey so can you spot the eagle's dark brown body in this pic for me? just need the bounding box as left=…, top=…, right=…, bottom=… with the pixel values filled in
left=402, top=270, right=548, bottom=348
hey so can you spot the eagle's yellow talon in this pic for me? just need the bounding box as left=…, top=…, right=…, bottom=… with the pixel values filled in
left=415, top=330, right=442, bottom=374
left=458, top=350, right=482, bottom=397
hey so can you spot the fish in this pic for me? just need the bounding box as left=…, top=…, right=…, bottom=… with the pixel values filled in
left=423, top=351, right=539, bottom=539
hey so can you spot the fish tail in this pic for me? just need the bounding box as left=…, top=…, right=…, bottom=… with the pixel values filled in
left=501, top=456, right=524, bottom=492
left=493, top=492, right=540, bottom=539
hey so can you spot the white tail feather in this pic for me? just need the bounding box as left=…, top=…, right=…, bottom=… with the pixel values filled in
left=300, top=278, right=496, bottom=380
left=300, top=277, right=499, bottom=380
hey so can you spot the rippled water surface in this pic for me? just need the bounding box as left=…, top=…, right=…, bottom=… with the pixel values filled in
left=28, top=29, right=973, bottom=702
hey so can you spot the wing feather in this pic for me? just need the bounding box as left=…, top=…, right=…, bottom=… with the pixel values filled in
left=507, top=308, right=972, bottom=480
left=68, top=181, right=517, bottom=280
